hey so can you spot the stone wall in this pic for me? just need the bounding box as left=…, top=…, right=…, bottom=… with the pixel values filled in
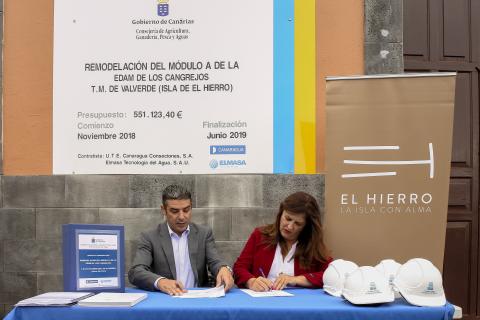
left=0, top=174, right=324, bottom=316
left=365, top=0, right=404, bottom=74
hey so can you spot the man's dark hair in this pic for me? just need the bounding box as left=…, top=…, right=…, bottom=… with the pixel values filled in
left=162, top=185, right=192, bottom=207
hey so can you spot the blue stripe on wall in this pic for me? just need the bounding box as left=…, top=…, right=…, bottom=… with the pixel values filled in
left=273, top=0, right=294, bottom=173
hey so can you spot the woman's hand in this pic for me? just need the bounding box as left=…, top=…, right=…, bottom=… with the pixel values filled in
left=246, top=277, right=273, bottom=292
left=272, top=273, right=296, bottom=290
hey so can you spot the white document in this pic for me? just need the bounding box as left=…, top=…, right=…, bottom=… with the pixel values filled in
left=16, top=292, right=94, bottom=306
left=78, top=292, right=147, bottom=307
left=77, top=233, right=120, bottom=289
left=240, top=289, right=294, bottom=298
left=173, top=285, right=225, bottom=298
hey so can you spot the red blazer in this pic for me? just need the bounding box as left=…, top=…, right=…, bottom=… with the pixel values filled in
left=233, top=228, right=332, bottom=288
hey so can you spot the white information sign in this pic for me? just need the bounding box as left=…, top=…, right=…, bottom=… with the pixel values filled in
left=54, top=0, right=274, bottom=174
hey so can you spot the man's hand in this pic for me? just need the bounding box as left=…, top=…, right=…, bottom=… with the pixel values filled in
left=157, top=278, right=187, bottom=296
left=216, top=266, right=234, bottom=292
left=246, top=277, right=273, bottom=292
left=272, top=273, right=296, bottom=290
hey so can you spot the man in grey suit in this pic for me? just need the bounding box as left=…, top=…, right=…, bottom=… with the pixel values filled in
left=128, top=185, right=234, bottom=295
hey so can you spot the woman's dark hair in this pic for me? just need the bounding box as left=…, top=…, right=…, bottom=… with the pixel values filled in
left=261, top=192, right=330, bottom=269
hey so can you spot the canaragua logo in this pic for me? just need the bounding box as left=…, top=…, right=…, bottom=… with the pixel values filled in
left=341, top=143, right=434, bottom=179
left=157, top=0, right=169, bottom=16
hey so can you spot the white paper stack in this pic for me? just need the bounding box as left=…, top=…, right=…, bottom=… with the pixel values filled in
left=77, top=292, right=147, bottom=307
left=240, top=289, right=294, bottom=298
left=15, top=292, right=94, bottom=307
left=173, top=285, right=225, bottom=298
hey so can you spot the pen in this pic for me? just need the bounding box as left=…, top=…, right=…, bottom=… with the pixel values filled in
left=258, top=268, right=272, bottom=291
left=259, top=267, right=267, bottom=278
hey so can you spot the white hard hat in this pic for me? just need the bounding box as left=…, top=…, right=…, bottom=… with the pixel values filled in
left=393, top=258, right=446, bottom=307
left=342, top=266, right=395, bottom=305
left=375, top=259, right=402, bottom=298
left=375, top=259, right=401, bottom=285
left=323, top=259, right=358, bottom=297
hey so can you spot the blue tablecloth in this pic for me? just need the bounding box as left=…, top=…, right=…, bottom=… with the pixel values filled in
left=4, top=288, right=454, bottom=320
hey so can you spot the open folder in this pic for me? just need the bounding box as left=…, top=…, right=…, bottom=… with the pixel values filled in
left=16, top=292, right=95, bottom=307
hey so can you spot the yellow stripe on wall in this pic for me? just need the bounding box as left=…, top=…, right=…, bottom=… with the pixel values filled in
left=294, top=0, right=316, bottom=174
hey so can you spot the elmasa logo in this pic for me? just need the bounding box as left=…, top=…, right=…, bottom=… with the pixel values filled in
left=209, top=159, right=219, bottom=169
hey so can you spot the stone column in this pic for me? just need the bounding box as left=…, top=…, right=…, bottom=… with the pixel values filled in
left=365, top=0, right=404, bottom=74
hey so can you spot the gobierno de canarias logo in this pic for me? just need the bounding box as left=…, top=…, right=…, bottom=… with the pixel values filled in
left=157, top=0, right=169, bottom=16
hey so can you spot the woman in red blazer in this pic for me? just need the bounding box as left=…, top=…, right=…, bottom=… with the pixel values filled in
left=233, top=192, right=332, bottom=291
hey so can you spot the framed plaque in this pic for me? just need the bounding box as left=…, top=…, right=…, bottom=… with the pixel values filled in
left=63, top=224, right=125, bottom=292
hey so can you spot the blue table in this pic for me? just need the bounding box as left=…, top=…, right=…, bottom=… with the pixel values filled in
left=4, top=288, right=454, bottom=320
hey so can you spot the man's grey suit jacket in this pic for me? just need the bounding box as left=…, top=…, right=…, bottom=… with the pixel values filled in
left=128, top=222, right=227, bottom=291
